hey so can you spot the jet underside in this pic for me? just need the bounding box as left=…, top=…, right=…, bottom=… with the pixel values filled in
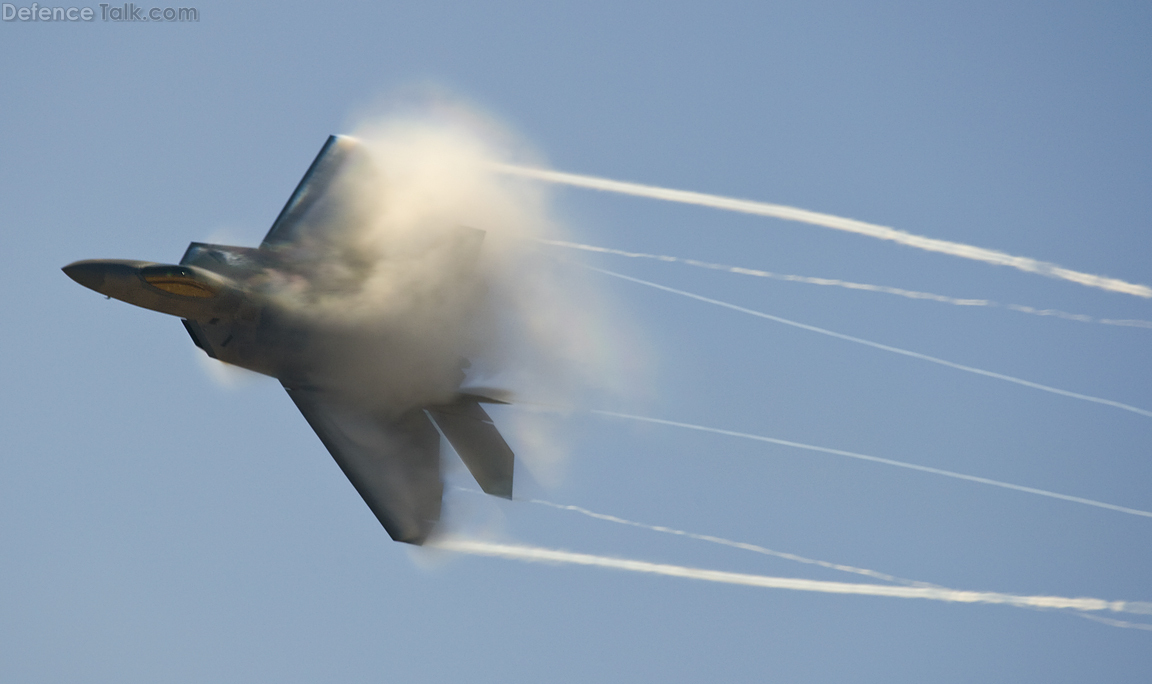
left=63, top=135, right=514, bottom=545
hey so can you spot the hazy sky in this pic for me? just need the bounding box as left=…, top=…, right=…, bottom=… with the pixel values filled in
left=3, top=2, right=1150, bottom=682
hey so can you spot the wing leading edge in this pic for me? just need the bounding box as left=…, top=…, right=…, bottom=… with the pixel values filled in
left=285, top=388, right=516, bottom=544
left=261, top=135, right=365, bottom=249
left=286, top=386, right=443, bottom=545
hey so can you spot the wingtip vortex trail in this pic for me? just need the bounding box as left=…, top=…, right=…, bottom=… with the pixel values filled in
left=497, top=163, right=1152, bottom=299
left=432, top=537, right=1152, bottom=629
left=537, top=239, right=1152, bottom=329
left=584, top=265, right=1152, bottom=420
left=590, top=410, right=1152, bottom=519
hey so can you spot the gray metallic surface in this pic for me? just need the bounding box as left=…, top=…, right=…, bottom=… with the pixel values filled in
left=287, top=386, right=443, bottom=545
left=261, top=135, right=367, bottom=249
left=62, top=135, right=515, bottom=545
left=428, top=400, right=514, bottom=499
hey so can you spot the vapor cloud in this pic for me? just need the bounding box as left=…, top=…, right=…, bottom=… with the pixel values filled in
left=251, top=105, right=643, bottom=428
left=496, top=164, right=1152, bottom=299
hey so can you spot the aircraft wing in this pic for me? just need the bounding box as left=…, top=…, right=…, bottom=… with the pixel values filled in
left=260, top=135, right=366, bottom=250
left=258, top=135, right=488, bottom=265
left=284, top=385, right=443, bottom=545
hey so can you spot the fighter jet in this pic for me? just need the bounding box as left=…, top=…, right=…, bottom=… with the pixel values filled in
left=63, top=135, right=515, bottom=545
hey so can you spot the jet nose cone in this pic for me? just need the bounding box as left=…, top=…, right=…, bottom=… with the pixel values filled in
left=62, top=260, right=110, bottom=292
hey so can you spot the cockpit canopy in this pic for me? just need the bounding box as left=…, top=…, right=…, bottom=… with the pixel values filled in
left=141, top=265, right=219, bottom=298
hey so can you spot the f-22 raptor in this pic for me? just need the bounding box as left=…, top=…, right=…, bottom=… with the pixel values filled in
left=63, top=136, right=514, bottom=545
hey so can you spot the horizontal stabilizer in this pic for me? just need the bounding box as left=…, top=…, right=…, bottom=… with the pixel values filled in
left=427, top=400, right=514, bottom=499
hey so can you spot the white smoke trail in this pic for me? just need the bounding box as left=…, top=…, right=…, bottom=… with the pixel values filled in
left=1097, top=318, right=1152, bottom=329
left=495, top=163, right=1152, bottom=299
left=451, top=486, right=933, bottom=586
left=521, top=496, right=935, bottom=587
left=539, top=239, right=1152, bottom=329
left=432, top=538, right=1152, bottom=627
left=1004, top=304, right=1152, bottom=329
left=584, top=265, right=1152, bottom=420
left=1078, top=613, right=1152, bottom=631
left=591, top=410, right=1152, bottom=519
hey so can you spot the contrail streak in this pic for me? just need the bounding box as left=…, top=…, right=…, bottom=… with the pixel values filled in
left=521, top=496, right=936, bottom=587
left=433, top=538, right=1152, bottom=626
left=539, top=239, right=1152, bottom=329
left=495, top=163, right=1152, bottom=299
left=1078, top=613, right=1152, bottom=631
left=1004, top=304, right=1152, bottom=329
left=586, top=265, right=1152, bottom=420
left=453, top=486, right=925, bottom=585
left=591, top=410, right=1152, bottom=519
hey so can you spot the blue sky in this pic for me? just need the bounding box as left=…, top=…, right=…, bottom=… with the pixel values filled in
left=2, top=2, right=1150, bottom=681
